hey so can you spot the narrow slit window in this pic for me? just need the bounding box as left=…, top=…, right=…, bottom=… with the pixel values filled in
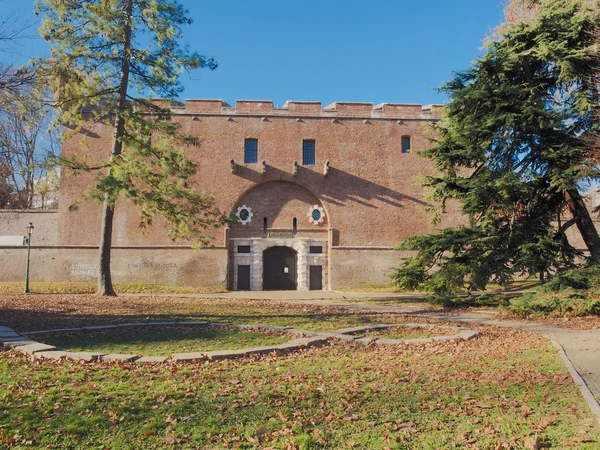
left=302, top=139, right=315, bottom=165
left=401, top=136, right=411, bottom=154
left=263, top=217, right=268, bottom=230
left=293, top=217, right=297, bottom=233
left=244, top=138, right=258, bottom=163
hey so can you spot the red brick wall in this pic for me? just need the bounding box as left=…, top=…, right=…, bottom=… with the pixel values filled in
left=58, top=100, right=458, bottom=249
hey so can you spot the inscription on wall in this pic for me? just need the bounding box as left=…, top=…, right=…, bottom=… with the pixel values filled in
left=128, top=261, right=178, bottom=269
left=71, top=263, right=97, bottom=277
left=268, top=231, right=294, bottom=238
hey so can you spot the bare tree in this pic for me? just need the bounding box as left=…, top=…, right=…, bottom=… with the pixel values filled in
left=0, top=6, right=55, bottom=209
left=0, top=162, right=14, bottom=207
left=0, top=89, right=59, bottom=209
left=0, top=12, right=36, bottom=99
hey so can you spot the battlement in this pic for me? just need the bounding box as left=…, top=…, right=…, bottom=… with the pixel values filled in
left=151, top=99, right=443, bottom=120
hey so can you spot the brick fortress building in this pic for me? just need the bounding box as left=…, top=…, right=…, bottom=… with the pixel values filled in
left=1, top=99, right=462, bottom=291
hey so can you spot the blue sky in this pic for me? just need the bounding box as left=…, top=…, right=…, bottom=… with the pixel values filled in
left=1, top=0, right=505, bottom=107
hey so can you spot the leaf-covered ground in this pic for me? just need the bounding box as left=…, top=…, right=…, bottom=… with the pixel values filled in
left=0, top=295, right=598, bottom=449
left=34, top=326, right=291, bottom=356
left=362, top=326, right=459, bottom=340
left=0, top=295, right=441, bottom=333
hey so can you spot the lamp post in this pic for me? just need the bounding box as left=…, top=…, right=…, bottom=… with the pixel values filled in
left=24, top=222, right=34, bottom=294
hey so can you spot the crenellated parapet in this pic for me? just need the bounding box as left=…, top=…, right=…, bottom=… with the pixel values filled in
left=149, top=99, right=443, bottom=120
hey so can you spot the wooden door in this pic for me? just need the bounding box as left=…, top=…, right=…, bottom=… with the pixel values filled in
left=237, top=265, right=250, bottom=290
left=309, top=265, right=322, bottom=290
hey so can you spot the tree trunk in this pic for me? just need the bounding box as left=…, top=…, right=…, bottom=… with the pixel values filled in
left=97, top=0, right=133, bottom=296
left=565, top=188, right=600, bottom=262
left=97, top=200, right=116, bottom=296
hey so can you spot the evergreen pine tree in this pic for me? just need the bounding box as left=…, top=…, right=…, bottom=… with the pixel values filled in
left=393, top=0, right=600, bottom=295
left=37, top=0, right=224, bottom=296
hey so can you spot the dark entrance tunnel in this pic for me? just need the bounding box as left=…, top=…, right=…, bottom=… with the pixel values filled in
left=263, top=246, right=297, bottom=290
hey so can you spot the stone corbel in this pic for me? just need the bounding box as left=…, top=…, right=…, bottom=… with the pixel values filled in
left=293, top=160, right=298, bottom=176
left=262, top=160, right=267, bottom=175
left=230, top=159, right=236, bottom=174
left=324, top=160, right=330, bottom=176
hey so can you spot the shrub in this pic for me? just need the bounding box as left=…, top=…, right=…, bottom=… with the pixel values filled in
left=542, top=268, right=592, bottom=292
left=509, top=291, right=600, bottom=316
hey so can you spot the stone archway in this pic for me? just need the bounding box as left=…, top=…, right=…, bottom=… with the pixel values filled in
left=228, top=180, right=329, bottom=291
left=230, top=180, right=329, bottom=230
left=262, top=246, right=297, bottom=290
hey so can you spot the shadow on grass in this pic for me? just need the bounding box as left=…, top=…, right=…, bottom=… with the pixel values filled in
left=0, top=308, right=416, bottom=333
left=35, top=326, right=290, bottom=354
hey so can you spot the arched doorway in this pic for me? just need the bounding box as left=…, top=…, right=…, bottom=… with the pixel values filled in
left=263, top=246, right=297, bottom=290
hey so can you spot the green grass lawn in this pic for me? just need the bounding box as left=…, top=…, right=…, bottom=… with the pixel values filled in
left=0, top=294, right=598, bottom=449
left=362, top=326, right=459, bottom=340
left=34, top=326, right=290, bottom=356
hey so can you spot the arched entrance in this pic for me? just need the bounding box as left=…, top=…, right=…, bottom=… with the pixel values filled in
left=263, top=246, right=297, bottom=290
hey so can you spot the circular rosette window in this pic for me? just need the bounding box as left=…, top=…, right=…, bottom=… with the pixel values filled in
left=236, top=205, right=253, bottom=225
left=307, top=205, right=325, bottom=225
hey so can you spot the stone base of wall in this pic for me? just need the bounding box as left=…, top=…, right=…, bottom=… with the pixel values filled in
left=330, top=248, right=415, bottom=290
left=0, top=247, right=228, bottom=288
left=0, top=245, right=413, bottom=290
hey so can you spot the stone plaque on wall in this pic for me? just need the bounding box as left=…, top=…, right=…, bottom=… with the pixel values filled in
left=268, top=231, right=294, bottom=238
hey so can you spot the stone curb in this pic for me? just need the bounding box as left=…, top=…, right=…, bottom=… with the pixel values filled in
left=101, top=354, right=139, bottom=362
left=67, top=352, right=105, bottom=362
left=374, top=338, right=403, bottom=345
left=1, top=321, right=478, bottom=363
left=355, top=337, right=377, bottom=345
left=333, top=323, right=478, bottom=345
left=1, top=338, right=40, bottom=345
left=33, top=351, right=69, bottom=360
left=403, top=338, right=434, bottom=344
left=22, top=328, right=87, bottom=336
left=335, top=324, right=390, bottom=334
left=550, top=339, right=600, bottom=424
left=172, top=352, right=205, bottom=362
left=136, top=356, right=168, bottom=363
left=16, top=343, right=56, bottom=354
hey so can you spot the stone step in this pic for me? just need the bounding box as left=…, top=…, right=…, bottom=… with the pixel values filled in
left=66, top=352, right=106, bottom=362
left=34, top=351, right=69, bottom=361
left=101, top=354, right=139, bottom=362
left=135, top=356, right=168, bottom=363
left=171, top=352, right=205, bottom=362
left=15, top=343, right=57, bottom=354
left=2, top=339, right=41, bottom=348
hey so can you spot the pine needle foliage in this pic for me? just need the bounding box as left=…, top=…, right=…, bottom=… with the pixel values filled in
left=393, top=0, right=600, bottom=295
left=36, top=0, right=224, bottom=295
